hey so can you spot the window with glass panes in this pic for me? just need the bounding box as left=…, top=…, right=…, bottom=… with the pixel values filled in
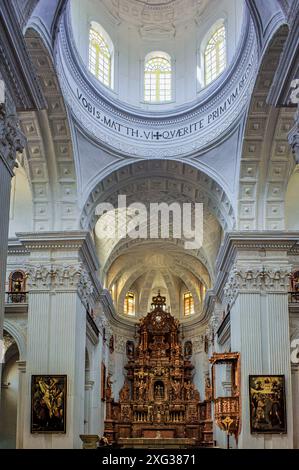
left=204, top=25, right=226, bottom=85
left=89, top=28, right=111, bottom=87
left=124, top=292, right=135, bottom=316
left=144, top=55, right=171, bottom=102
left=184, top=292, right=194, bottom=316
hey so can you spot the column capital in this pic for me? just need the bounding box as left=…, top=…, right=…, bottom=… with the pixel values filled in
left=224, top=264, right=291, bottom=306
left=25, top=263, right=94, bottom=303
left=0, top=104, right=26, bottom=174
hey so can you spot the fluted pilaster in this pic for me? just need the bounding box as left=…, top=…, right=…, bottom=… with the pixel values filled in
left=227, top=264, right=293, bottom=449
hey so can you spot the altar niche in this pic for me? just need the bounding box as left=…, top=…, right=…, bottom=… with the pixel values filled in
left=104, top=292, right=213, bottom=447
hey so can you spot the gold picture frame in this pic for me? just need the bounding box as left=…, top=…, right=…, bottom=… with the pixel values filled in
left=249, top=375, right=287, bottom=434
left=31, top=375, right=67, bottom=434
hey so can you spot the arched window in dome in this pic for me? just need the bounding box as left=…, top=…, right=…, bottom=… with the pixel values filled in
left=144, top=53, right=172, bottom=103
left=89, top=25, right=113, bottom=88
left=184, top=291, right=194, bottom=317
left=124, top=292, right=135, bottom=316
left=204, top=23, right=226, bottom=86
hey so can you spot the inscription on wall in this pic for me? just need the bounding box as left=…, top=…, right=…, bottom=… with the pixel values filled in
left=75, top=58, right=253, bottom=143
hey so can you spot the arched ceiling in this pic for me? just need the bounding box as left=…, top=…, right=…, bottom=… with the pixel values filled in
left=238, top=24, right=295, bottom=231
left=105, top=241, right=210, bottom=320
left=101, top=0, right=209, bottom=30
left=85, top=160, right=228, bottom=320
left=82, top=160, right=233, bottom=284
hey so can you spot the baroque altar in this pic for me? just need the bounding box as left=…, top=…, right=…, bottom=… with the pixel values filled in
left=104, top=293, right=213, bottom=447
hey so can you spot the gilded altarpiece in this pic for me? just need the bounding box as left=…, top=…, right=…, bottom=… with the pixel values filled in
left=104, top=294, right=213, bottom=446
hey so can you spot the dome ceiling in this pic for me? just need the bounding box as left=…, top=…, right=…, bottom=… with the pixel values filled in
left=101, top=0, right=209, bottom=34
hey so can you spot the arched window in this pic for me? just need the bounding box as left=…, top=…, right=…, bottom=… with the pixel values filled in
left=144, top=53, right=172, bottom=103
left=124, top=292, right=135, bottom=316
left=204, top=24, right=226, bottom=85
left=184, top=291, right=194, bottom=316
left=89, top=26, right=112, bottom=87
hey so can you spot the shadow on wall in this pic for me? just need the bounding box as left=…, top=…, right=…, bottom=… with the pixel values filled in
left=0, top=344, right=19, bottom=449
left=285, top=168, right=299, bottom=230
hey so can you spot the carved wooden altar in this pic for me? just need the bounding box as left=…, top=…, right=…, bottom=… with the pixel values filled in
left=104, top=293, right=212, bottom=447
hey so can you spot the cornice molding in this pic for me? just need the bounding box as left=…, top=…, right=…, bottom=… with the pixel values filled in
left=16, top=231, right=102, bottom=299
left=214, top=231, right=299, bottom=301
left=224, top=265, right=291, bottom=306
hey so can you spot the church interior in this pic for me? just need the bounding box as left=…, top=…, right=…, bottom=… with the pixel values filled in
left=0, top=0, right=299, bottom=450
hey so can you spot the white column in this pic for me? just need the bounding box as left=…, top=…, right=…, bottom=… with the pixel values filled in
left=16, top=232, right=101, bottom=449
left=16, top=360, right=26, bottom=449
left=226, top=264, right=293, bottom=448
left=0, top=96, right=25, bottom=400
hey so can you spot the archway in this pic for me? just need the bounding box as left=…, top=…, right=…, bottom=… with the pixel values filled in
left=0, top=331, right=20, bottom=449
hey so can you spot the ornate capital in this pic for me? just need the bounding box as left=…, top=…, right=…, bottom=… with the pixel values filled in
left=26, top=263, right=93, bottom=302
left=0, top=106, right=26, bottom=171
left=224, top=265, right=291, bottom=305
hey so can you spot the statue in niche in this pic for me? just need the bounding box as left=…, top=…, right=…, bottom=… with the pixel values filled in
left=154, top=382, right=164, bottom=399
left=205, top=376, right=212, bottom=401
left=109, top=335, right=114, bottom=353
left=137, top=379, right=146, bottom=401
left=119, top=381, right=130, bottom=401
left=172, top=380, right=181, bottom=400
left=106, top=374, right=113, bottom=400
left=184, top=341, right=192, bottom=358
left=126, top=340, right=135, bottom=359
left=184, top=380, right=193, bottom=400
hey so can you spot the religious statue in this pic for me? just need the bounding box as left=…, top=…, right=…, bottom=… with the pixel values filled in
left=126, top=340, right=135, bottom=359
left=109, top=335, right=114, bottom=353
left=172, top=380, right=181, bottom=400
left=137, top=379, right=146, bottom=401
left=205, top=376, right=212, bottom=401
left=119, top=381, right=130, bottom=401
left=148, top=404, right=154, bottom=422
left=154, top=383, right=164, bottom=399
left=106, top=374, right=113, bottom=400
left=184, top=380, right=194, bottom=400
left=184, top=341, right=192, bottom=358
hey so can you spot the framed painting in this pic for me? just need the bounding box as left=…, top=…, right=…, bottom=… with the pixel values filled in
left=31, top=375, right=67, bottom=433
left=249, top=375, right=287, bottom=434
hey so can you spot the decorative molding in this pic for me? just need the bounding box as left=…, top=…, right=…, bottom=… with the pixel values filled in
left=25, top=263, right=94, bottom=301
left=224, top=264, right=291, bottom=305
left=0, top=104, right=26, bottom=174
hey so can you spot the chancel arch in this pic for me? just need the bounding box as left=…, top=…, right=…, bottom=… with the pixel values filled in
left=0, top=330, right=21, bottom=449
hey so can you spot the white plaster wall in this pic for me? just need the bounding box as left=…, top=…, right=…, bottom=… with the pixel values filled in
left=230, top=292, right=293, bottom=449
left=285, top=168, right=299, bottom=230
left=9, top=167, right=33, bottom=238
left=70, top=0, right=244, bottom=110
left=0, top=353, right=19, bottom=448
